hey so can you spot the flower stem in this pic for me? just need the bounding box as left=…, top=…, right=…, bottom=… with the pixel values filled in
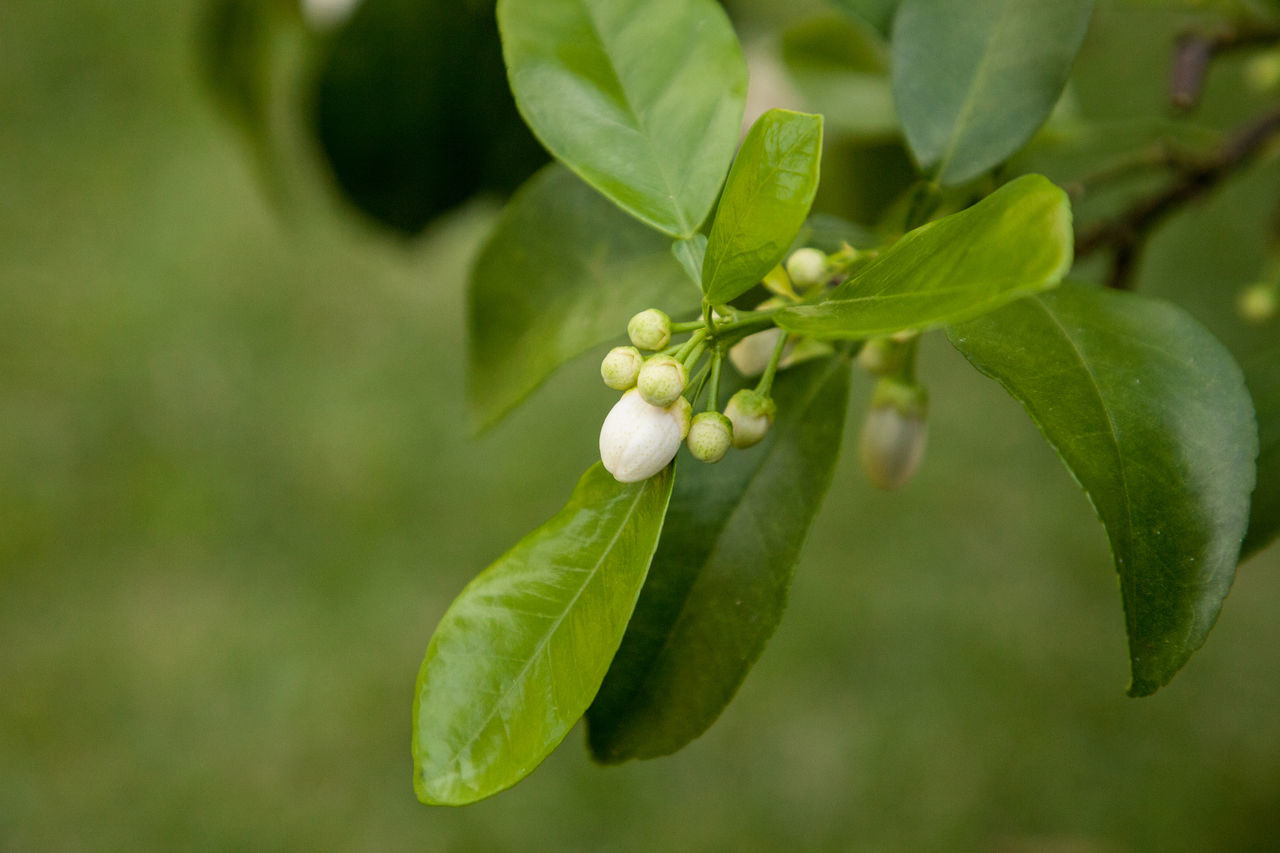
left=755, top=331, right=790, bottom=397
left=706, top=349, right=723, bottom=412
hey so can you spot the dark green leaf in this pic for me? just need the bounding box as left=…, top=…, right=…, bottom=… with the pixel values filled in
left=948, top=283, right=1257, bottom=696
left=777, top=174, right=1072, bottom=339
left=830, top=0, right=899, bottom=35
left=672, top=235, right=708, bottom=288
left=413, top=463, right=674, bottom=805
left=586, top=356, right=851, bottom=762
left=702, top=110, right=824, bottom=303
left=780, top=13, right=897, bottom=140
left=1243, top=345, right=1280, bottom=558
left=498, top=0, right=747, bottom=237
left=892, top=0, right=1094, bottom=185
left=469, top=165, right=695, bottom=431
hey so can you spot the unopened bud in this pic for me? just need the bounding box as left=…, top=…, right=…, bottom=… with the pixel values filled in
left=1237, top=282, right=1277, bottom=325
left=599, top=389, right=686, bottom=482
left=730, top=328, right=788, bottom=377
left=855, top=337, right=899, bottom=377
left=601, top=346, right=644, bottom=390
left=687, top=411, right=733, bottom=463
left=724, top=388, right=776, bottom=449
left=627, top=309, right=672, bottom=350
left=785, top=247, right=828, bottom=287
left=860, top=379, right=928, bottom=490
left=637, top=355, right=687, bottom=407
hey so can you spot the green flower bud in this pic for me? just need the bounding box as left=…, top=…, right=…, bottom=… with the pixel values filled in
left=599, top=389, right=686, bottom=482
left=855, top=337, right=899, bottom=377
left=600, top=346, right=644, bottom=390
left=860, top=378, right=928, bottom=490
left=724, top=388, right=776, bottom=449
left=687, top=411, right=733, bottom=463
left=785, top=247, right=828, bottom=287
left=1237, top=282, right=1277, bottom=325
left=627, top=308, right=672, bottom=351
left=637, top=355, right=687, bottom=408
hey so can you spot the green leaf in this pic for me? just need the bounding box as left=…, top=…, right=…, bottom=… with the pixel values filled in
left=672, top=235, right=707, bottom=288
left=947, top=283, right=1257, bottom=696
left=585, top=356, right=851, bottom=762
left=780, top=13, right=897, bottom=141
left=702, top=110, right=824, bottom=303
left=830, top=0, right=899, bottom=35
left=1243, top=345, right=1280, bottom=559
left=497, top=0, right=747, bottom=237
left=413, top=463, right=674, bottom=805
left=892, top=0, right=1094, bottom=185
left=776, top=174, right=1072, bottom=339
left=469, top=165, right=695, bottom=431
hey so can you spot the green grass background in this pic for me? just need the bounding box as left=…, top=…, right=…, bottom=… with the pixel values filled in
left=3, top=1, right=1279, bottom=850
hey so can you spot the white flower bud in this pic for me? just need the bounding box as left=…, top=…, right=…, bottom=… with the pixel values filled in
left=860, top=379, right=928, bottom=490
left=687, top=411, right=733, bottom=463
left=729, top=328, right=786, bottom=377
left=627, top=309, right=672, bottom=351
left=785, top=247, right=828, bottom=287
left=637, top=355, right=687, bottom=408
left=724, top=388, right=776, bottom=449
left=1237, top=282, right=1277, bottom=325
left=599, top=389, right=686, bottom=483
left=601, top=346, right=644, bottom=390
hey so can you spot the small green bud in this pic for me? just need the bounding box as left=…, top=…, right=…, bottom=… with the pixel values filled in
left=855, top=337, right=899, bottom=377
left=628, top=308, right=672, bottom=350
left=724, top=388, right=776, bottom=449
left=1245, top=51, right=1280, bottom=93
left=1237, top=282, right=1277, bottom=325
left=601, top=346, right=644, bottom=390
left=687, top=411, right=733, bottom=463
left=637, top=355, right=687, bottom=408
left=785, top=247, right=828, bottom=287
left=860, top=378, right=928, bottom=490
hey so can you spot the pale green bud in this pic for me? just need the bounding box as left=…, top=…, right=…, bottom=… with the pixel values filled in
left=1246, top=51, right=1280, bottom=93
left=687, top=411, right=733, bottom=463
left=855, top=337, right=898, bottom=377
left=599, top=389, right=686, bottom=482
left=601, top=346, right=644, bottom=390
left=785, top=247, right=828, bottom=287
left=637, top=355, right=687, bottom=408
left=860, top=379, right=928, bottom=490
left=729, top=328, right=787, bottom=377
left=724, top=388, right=776, bottom=449
left=627, top=308, right=672, bottom=350
left=1237, top=282, right=1277, bottom=325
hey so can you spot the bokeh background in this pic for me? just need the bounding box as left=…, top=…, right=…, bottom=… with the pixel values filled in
left=3, top=1, right=1279, bottom=850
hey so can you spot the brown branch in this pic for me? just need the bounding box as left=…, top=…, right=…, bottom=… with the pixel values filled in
left=1075, top=103, right=1280, bottom=290
left=1172, top=25, right=1280, bottom=111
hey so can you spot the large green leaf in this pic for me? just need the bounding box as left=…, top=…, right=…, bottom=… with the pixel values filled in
left=1243, top=345, right=1280, bottom=559
left=702, top=110, right=824, bottom=303
left=413, top=463, right=674, bottom=805
left=585, top=356, right=851, bottom=762
left=497, top=0, right=747, bottom=237
left=892, top=0, right=1094, bottom=185
left=776, top=174, right=1072, bottom=339
left=948, top=283, right=1257, bottom=696
left=468, top=165, right=695, bottom=431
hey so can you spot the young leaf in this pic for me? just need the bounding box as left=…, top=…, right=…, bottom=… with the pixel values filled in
left=672, top=235, right=708, bottom=288
left=776, top=174, right=1072, bottom=339
left=585, top=356, right=851, bottom=762
left=701, top=110, right=824, bottom=304
left=1243, top=346, right=1280, bottom=559
left=947, top=283, right=1257, bottom=696
left=469, top=165, right=695, bottom=432
left=892, top=0, right=1094, bottom=185
left=497, top=0, right=747, bottom=237
left=413, top=463, right=674, bottom=805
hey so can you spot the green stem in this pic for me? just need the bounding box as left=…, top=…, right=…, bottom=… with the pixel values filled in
left=670, top=319, right=704, bottom=333
left=685, top=362, right=712, bottom=406
left=706, top=349, right=723, bottom=412
left=755, top=331, right=790, bottom=397
left=674, top=327, right=708, bottom=361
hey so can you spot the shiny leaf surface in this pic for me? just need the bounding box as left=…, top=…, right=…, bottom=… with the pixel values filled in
left=948, top=283, right=1257, bottom=695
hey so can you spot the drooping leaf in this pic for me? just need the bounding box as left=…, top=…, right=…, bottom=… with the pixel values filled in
left=1243, top=345, right=1280, bottom=558
left=777, top=174, right=1072, bottom=339
left=469, top=165, right=695, bottom=431
left=413, top=463, right=674, bottom=805
left=702, top=110, right=824, bottom=304
left=315, top=0, right=546, bottom=234
left=586, top=356, right=851, bottom=762
left=892, top=0, right=1094, bottom=185
left=498, top=0, right=747, bottom=237
left=830, top=0, right=899, bottom=35
left=672, top=235, right=708, bottom=288
left=780, top=13, right=897, bottom=141
left=947, top=283, right=1257, bottom=696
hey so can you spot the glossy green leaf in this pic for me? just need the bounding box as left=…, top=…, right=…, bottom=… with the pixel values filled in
left=892, top=0, right=1094, bottom=185
left=672, top=235, right=707, bottom=288
left=777, top=174, right=1072, bottom=339
left=830, top=0, right=899, bottom=35
left=1243, top=345, right=1280, bottom=559
left=585, top=356, right=851, bottom=762
left=413, top=463, right=674, bottom=805
left=469, top=165, right=695, bottom=431
left=948, top=283, right=1257, bottom=696
left=702, top=110, right=824, bottom=303
left=497, top=0, right=747, bottom=237
left=780, top=14, right=897, bottom=141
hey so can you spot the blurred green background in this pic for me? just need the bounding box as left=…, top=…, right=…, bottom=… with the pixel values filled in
left=3, top=1, right=1279, bottom=850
